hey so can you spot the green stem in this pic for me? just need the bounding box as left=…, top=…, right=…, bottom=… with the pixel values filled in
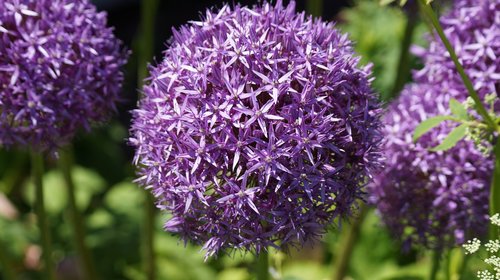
left=458, top=254, right=470, bottom=280
left=59, top=148, right=97, bottom=280
left=429, top=250, right=441, bottom=280
left=137, top=0, right=159, bottom=278
left=2, top=152, right=27, bottom=194
left=332, top=205, right=367, bottom=280
left=256, top=251, right=269, bottom=280
left=138, top=0, right=159, bottom=84
left=390, top=11, right=417, bottom=98
left=0, top=240, right=16, bottom=280
left=444, top=250, right=451, bottom=280
left=490, top=140, right=500, bottom=239
left=418, top=0, right=497, bottom=131
left=143, top=192, right=156, bottom=280
left=31, top=151, right=55, bottom=280
left=306, top=0, right=323, bottom=17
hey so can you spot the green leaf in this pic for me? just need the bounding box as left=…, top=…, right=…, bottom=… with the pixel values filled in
left=105, top=182, right=143, bottom=217
left=430, top=124, right=467, bottom=151
left=217, top=268, right=250, bottom=280
left=282, top=261, right=329, bottom=280
left=449, top=98, right=468, bottom=120
left=379, top=0, right=396, bottom=6
left=413, top=115, right=454, bottom=142
left=23, top=166, right=105, bottom=214
left=87, top=210, right=114, bottom=229
left=379, top=0, right=408, bottom=6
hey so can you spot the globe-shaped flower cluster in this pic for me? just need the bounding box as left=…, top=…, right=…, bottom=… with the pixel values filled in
left=0, top=0, right=128, bottom=151
left=369, top=0, right=499, bottom=249
left=130, top=1, right=382, bottom=256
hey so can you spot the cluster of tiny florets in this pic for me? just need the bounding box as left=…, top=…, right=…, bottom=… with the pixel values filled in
left=369, top=0, right=499, bottom=250
left=477, top=270, right=495, bottom=280
left=486, top=240, right=500, bottom=254
left=492, top=214, right=500, bottom=227
left=0, top=0, right=128, bottom=151
left=463, top=214, right=500, bottom=280
left=464, top=238, right=482, bottom=255
left=130, top=1, right=382, bottom=256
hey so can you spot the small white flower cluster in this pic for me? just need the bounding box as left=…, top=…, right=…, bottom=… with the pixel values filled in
left=484, top=256, right=500, bottom=279
left=463, top=214, right=500, bottom=280
left=485, top=256, right=500, bottom=267
left=491, top=214, right=500, bottom=227
left=477, top=270, right=495, bottom=280
left=465, top=238, right=482, bottom=254
left=486, top=240, right=500, bottom=253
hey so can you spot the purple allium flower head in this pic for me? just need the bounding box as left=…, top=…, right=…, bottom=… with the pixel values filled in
left=369, top=0, right=499, bottom=250
left=0, top=0, right=128, bottom=151
left=130, top=1, right=382, bottom=257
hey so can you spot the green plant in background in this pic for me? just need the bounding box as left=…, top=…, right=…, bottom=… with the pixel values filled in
left=338, top=0, right=425, bottom=100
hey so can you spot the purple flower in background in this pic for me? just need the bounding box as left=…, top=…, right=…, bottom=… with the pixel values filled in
left=412, top=0, right=500, bottom=99
left=371, top=84, right=492, bottom=249
left=130, top=1, right=382, bottom=256
left=369, top=0, right=499, bottom=249
left=0, top=0, right=128, bottom=151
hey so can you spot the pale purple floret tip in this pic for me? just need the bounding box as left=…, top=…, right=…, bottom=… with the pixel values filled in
left=0, top=0, right=128, bottom=151
left=369, top=0, right=499, bottom=250
left=131, top=0, right=382, bottom=257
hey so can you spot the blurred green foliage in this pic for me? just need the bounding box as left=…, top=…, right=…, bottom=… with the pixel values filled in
left=0, top=146, right=482, bottom=280
left=338, top=0, right=426, bottom=100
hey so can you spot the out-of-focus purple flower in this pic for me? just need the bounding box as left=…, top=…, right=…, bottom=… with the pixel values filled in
left=130, top=1, right=382, bottom=257
left=371, top=84, right=492, bottom=249
left=369, top=0, right=499, bottom=249
left=0, top=0, right=128, bottom=151
left=412, top=0, right=500, bottom=98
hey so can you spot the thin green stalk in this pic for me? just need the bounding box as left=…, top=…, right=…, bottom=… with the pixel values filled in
left=332, top=205, right=368, bottom=280
left=2, top=152, right=27, bottom=194
left=143, top=193, right=156, bottom=280
left=138, top=0, right=158, bottom=84
left=444, top=250, right=451, bottom=280
left=458, top=254, right=470, bottom=280
left=59, top=148, right=97, bottom=280
left=0, top=240, right=16, bottom=280
left=256, top=251, right=269, bottom=280
left=390, top=11, right=418, bottom=98
left=429, top=250, right=441, bottom=280
left=31, top=151, right=55, bottom=280
left=490, top=140, right=500, bottom=238
left=418, top=0, right=497, bottom=131
left=137, top=0, right=159, bottom=278
left=306, top=0, right=323, bottom=18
